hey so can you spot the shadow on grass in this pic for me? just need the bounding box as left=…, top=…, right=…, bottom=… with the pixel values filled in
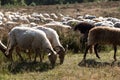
left=8, top=61, right=56, bottom=74
left=78, top=59, right=120, bottom=68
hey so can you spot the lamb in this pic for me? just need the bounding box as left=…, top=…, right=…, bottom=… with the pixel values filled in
left=82, top=26, right=120, bottom=62
left=33, top=26, right=65, bottom=64
left=5, top=27, right=57, bottom=67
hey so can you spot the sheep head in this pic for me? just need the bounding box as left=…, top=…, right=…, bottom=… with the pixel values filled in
left=47, top=48, right=57, bottom=68
left=55, top=46, right=66, bottom=64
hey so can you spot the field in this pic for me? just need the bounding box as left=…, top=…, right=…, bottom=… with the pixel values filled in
left=1, top=51, right=120, bottom=80
left=0, top=1, right=120, bottom=80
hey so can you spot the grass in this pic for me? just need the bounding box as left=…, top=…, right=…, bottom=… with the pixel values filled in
left=0, top=50, right=120, bottom=80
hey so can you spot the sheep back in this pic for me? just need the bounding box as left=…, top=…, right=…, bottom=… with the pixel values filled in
left=9, top=27, right=53, bottom=51
left=88, top=27, right=120, bottom=45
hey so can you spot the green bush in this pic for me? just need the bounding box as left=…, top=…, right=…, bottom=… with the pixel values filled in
left=30, top=2, right=36, bottom=6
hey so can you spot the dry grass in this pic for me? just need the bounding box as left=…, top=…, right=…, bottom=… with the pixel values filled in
left=0, top=50, right=120, bottom=80
left=0, top=1, right=120, bottom=18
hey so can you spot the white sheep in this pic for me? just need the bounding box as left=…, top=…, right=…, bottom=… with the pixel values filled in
left=5, top=27, right=57, bottom=67
left=33, top=26, right=65, bottom=64
left=50, top=13, right=58, bottom=20
left=44, top=21, right=71, bottom=36
left=81, top=26, right=120, bottom=63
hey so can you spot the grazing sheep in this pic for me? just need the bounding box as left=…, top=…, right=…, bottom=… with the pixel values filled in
left=33, top=26, right=65, bottom=64
left=82, top=26, right=120, bottom=62
left=5, top=27, right=57, bottom=67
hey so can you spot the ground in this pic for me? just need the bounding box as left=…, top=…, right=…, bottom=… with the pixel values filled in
left=1, top=51, right=120, bottom=80
left=1, top=1, right=120, bottom=18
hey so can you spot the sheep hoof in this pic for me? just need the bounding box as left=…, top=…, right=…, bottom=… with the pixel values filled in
left=98, top=56, right=101, bottom=59
left=111, top=60, right=117, bottom=66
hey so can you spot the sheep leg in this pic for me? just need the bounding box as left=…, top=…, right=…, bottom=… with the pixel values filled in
left=15, top=47, right=24, bottom=61
left=39, top=52, right=42, bottom=63
left=34, top=49, right=41, bottom=62
left=79, top=45, right=91, bottom=65
left=28, top=52, right=32, bottom=61
left=34, top=51, right=37, bottom=62
left=83, top=45, right=91, bottom=60
left=94, top=44, right=100, bottom=59
left=113, top=45, right=117, bottom=61
left=6, top=46, right=14, bottom=61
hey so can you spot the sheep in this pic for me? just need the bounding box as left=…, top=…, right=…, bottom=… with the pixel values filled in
left=107, top=17, right=120, bottom=24
left=83, top=14, right=96, bottom=20
left=114, top=22, right=120, bottom=28
left=44, top=21, right=71, bottom=37
left=74, top=22, right=95, bottom=53
left=63, top=19, right=81, bottom=27
left=94, top=21, right=114, bottom=27
left=5, top=27, right=57, bottom=67
left=74, top=22, right=95, bottom=34
left=50, top=13, right=58, bottom=20
left=16, top=23, right=65, bottom=64
left=33, top=26, right=65, bottom=64
left=82, top=26, right=120, bottom=63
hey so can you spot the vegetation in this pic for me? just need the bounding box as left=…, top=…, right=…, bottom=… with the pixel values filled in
left=0, top=50, right=120, bottom=80
left=0, top=0, right=119, bottom=6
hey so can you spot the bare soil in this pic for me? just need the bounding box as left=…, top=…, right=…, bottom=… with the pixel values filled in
left=0, top=1, right=120, bottom=18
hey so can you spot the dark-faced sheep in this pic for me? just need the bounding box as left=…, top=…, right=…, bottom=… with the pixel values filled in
left=82, top=26, right=120, bottom=62
left=5, top=27, right=57, bottom=67
left=74, top=22, right=95, bottom=52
